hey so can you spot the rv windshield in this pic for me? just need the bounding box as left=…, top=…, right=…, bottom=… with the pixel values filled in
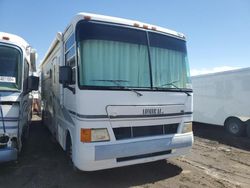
left=0, top=45, right=22, bottom=91
left=77, top=21, right=191, bottom=90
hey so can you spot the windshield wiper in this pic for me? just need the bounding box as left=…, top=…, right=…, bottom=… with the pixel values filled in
left=160, top=80, right=191, bottom=96
left=92, top=79, right=143, bottom=97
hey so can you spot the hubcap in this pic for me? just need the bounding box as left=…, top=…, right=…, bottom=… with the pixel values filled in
left=229, top=122, right=239, bottom=134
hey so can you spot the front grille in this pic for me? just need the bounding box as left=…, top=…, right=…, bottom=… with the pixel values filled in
left=113, top=123, right=179, bottom=140
left=117, top=150, right=172, bottom=162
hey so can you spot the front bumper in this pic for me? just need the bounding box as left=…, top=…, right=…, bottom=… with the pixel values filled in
left=0, top=147, right=18, bottom=163
left=74, top=132, right=193, bottom=171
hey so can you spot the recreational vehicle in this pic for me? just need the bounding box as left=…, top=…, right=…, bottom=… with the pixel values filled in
left=41, top=13, right=193, bottom=171
left=0, top=32, right=39, bottom=162
left=192, top=68, right=250, bottom=136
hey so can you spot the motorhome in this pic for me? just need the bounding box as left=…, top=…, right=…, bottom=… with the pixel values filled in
left=0, top=32, right=39, bottom=162
left=192, top=68, right=250, bottom=136
left=41, top=13, right=193, bottom=171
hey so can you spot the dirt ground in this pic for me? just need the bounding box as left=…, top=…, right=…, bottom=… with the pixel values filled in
left=1, top=116, right=250, bottom=188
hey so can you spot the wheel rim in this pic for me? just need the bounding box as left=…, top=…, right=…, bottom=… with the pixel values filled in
left=228, top=122, right=240, bottom=134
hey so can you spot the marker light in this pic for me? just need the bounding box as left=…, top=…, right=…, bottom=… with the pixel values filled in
left=2, top=36, right=10, bottom=40
left=133, top=23, right=140, bottom=27
left=81, top=128, right=110, bottom=142
left=84, top=16, right=91, bottom=21
left=143, top=25, right=149, bottom=29
left=151, top=26, right=157, bottom=31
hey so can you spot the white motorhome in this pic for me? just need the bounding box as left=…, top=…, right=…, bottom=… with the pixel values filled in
left=41, top=13, right=193, bottom=171
left=192, top=68, right=250, bottom=136
left=0, top=32, right=39, bottom=162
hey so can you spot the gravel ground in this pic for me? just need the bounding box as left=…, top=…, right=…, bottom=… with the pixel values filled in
left=0, top=116, right=250, bottom=188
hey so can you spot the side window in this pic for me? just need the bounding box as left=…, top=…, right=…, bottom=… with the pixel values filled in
left=65, top=33, right=76, bottom=84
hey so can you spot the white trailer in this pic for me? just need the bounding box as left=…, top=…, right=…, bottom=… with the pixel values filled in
left=192, top=68, right=250, bottom=136
left=0, top=32, right=39, bottom=162
left=41, top=13, right=193, bottom=171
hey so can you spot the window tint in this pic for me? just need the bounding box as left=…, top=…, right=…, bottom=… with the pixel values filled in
left=76, top=21, right=147, bottom=45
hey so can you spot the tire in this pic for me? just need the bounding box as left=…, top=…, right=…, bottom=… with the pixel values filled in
left=41, top=110, right=45, bottom=126
left=225, top=118, right=245, bottom=136
left=246, top=121, right=250, bottom=138
left=22, top=125, right=29, bottom=142
left=66, top=133, right=80, bottom=172
left=66, top=134, right=72, bottom=160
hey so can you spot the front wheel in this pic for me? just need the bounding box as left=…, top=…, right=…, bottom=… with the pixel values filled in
left=225, top=118, right=245, bottom=136
left=246, top=121, right=250, bottom=138
left=66, top=133, right=80, bottom=172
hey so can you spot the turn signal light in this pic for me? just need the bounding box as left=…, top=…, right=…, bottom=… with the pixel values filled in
left=80, top=128, right=110, bottom=142
left=81, top=129, right=91, bottom=142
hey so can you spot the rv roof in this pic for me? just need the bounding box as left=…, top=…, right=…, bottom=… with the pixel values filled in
left=41, top=13, right=187, bottom=67
left=70, top=12, right=186, bottom=40
left=0, top=32, right=29, bottom=50
left=192, top=67, right=250, bottom=78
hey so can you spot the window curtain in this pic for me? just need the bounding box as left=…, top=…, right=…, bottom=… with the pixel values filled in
left=79, top=40, right=150, bottom=87
left=150, top=47, right=189, bottom=88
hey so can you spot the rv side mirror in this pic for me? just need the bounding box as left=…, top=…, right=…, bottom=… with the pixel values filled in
left=27, top=76, right=39, bottom=92
left=59, top=66, right=72, bottom=86
left=30, top=50, right=36, bottom=71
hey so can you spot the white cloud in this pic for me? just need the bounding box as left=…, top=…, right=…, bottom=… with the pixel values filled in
left=190, top=66, right=242, bottom=76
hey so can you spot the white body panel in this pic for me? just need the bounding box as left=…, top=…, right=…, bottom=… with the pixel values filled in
left=41, top=13, right=193, bottom=171
left=0, top=32, right=35, bottom=162
left=192, top=68, right=250, bottom=126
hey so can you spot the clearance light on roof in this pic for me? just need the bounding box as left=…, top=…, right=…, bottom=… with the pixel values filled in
left=143, top=25, right=149, bottom=29
left=133, top=23, right=140, bottom=27
left=84, top=15, right=91, bottom=21
left=151, top=26, right=157, bottom=31
left=2, top=36, right=10, bottom=40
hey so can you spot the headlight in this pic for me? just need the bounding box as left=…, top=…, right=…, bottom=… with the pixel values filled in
left=81, top=128, right=110, bottom=142
left=182, top=122, right=193, bottom=133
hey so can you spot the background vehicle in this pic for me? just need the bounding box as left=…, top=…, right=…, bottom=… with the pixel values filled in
left=192, top=67, right=250, bottom=136
left=0, top=32, right=39, bottom=162
left=41, top=13, right=193, bottom=171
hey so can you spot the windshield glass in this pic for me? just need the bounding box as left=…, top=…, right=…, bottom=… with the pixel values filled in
left=0, top=45, right=22, bottom=91
left=149, top=32, right=191, bottom=89
left=77, top=21, right=191, bottom=90
left=77, top=21, right=151, bottom=88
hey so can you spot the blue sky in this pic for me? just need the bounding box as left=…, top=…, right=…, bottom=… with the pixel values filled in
left=0, top=0, right=249, bottom=75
